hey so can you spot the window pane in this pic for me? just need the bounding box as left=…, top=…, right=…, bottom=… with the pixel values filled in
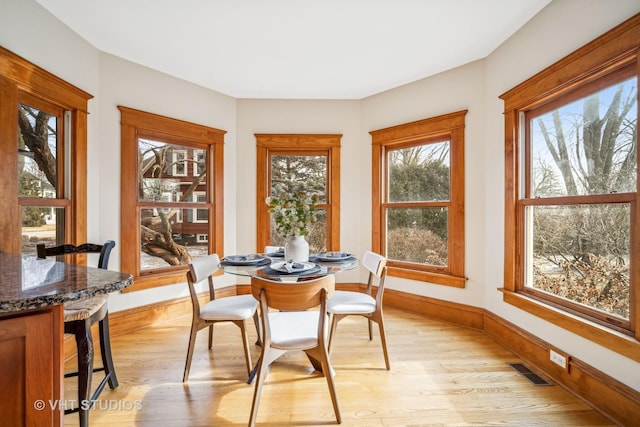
left=21, top=206, right=64, bottom=255
left=140, top=206, right=208, bottom=271
left=530, top=76, right=637, bottom=197
left=270, top=155, right=327, bottom=203
left=386, top=207, right=448, bottom=266
left=388, top=141, right=450, bottom=202
left=525, top=204, right=630, bottom=320
left=138, top=138, right=207, bottom=202
left=18, top=104, right=58, bottom=198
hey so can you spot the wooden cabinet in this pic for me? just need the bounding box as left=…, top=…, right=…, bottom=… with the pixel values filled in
left=0, top=305, right=63, bottom=427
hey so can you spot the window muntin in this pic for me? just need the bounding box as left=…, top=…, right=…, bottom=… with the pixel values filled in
left=120, top=106, right=225, bottom=290
left=371, top=111, right=466, bottom=287
left=518, top=70, right=636, bottom=330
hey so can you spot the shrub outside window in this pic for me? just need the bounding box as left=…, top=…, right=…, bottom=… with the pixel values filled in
left=521, top=70, right=636, bottom=331
left=371, top=111, right=466, bottom=288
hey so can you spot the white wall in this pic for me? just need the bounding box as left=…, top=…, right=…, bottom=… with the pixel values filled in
left=1, top=0, right=638, bottom=391
left=482, top=0, right=640, bottom=391
left=0, top=0, right=240, bottom=310
left=0, top=0, right=101, bottom=242
left=362, top=59, right=487, bottom=308
left=235, top=99, right=363, bottom=285
left=95, top=53, right=238, bottom=311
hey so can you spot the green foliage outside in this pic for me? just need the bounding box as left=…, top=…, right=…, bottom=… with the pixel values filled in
left=385, top=145, right=450, bottom=266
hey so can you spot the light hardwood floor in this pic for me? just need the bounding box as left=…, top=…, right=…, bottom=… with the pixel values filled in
left=63, top=308, right=614, bottom=426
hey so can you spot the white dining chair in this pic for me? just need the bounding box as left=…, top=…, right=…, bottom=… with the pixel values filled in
left=327, top=250, right=390, bottom=370
left=249, top=275, right=341, bottom=426
left=182, top=253, right=259, bottom=382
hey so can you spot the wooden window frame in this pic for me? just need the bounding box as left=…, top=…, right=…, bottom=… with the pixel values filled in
left=371, top=111, right=467, bottom=288
left=500, top=14, right=640, bottom=361
left=256, top=134, right=341, bottom=252
left=0, top=46, right=90, bottom=254
left=119, top=106, right=225, bottom=291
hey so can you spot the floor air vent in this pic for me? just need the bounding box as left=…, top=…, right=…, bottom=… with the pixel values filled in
left=507, top=362, right=552, bottom=386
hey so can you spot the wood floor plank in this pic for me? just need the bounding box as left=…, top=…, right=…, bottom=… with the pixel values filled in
left=62, top=308, right=614, bottom=426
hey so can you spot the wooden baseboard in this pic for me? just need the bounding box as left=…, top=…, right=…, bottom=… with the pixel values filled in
left=383, top=288, right=639, bottom=427
left=383, top=287, right=485, bottom=330
left=84, top=283, right=637, bottom=426
left=482, top=311, right=639, bottom=426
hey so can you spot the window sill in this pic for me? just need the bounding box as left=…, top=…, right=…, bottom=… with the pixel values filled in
left=388, top=266, right=466, bottom=288
left=122, top=270, right=186, bottom=292
left=499, top=288, right=640, bottom=362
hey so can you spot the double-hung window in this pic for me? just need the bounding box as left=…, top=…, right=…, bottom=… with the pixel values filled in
left=501, top=15, right=639, bottom=355
left=120, top=107, right=225, bottom=291
left=256, top=134, right=341, bottom=253
left=0, top=47, right=90, bottom=255
left=371, top=111, right=466, bottom=287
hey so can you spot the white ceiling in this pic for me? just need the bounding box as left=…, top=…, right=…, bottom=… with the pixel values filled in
left=36, top=0, right=551, bottom=100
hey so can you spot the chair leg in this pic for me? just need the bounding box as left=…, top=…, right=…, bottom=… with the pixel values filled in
left=183, top=322, right=200, bottom=382
left=208, top=324, right=214, bottom=349
left=252, top=311, right=262, bottom=347
left=327, top=314, right=342, bottom=354
left=235, top=320, right=253, bottom=376
left=319, top=345, right=342, bottom=424
left=368, top=318, right=373, bottom=340
left=98, top=312, right=118, bottom=389
left=376, top=313, right=391, bottom=370
left=73, top=319, right=94, bottom=427
left=248, top=348, right=271, bottom=427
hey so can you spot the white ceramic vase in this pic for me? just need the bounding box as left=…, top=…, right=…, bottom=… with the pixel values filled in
left=284, top=235, right=309, bottom=262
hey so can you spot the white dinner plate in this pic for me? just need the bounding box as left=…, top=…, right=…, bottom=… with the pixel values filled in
left=222, top=254, right=267, bottom=265
left=314, top=252, right=354, bottom=262
left=270, top=261, right=316, bottom=273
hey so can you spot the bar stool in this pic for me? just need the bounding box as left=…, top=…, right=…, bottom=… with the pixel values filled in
left=36, top=240, right=118, bottom=427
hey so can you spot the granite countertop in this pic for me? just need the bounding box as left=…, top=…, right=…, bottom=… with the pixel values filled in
left=0, top=252, right=133, bottom=314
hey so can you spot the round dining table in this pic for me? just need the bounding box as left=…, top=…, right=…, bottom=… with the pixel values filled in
left=219, top=251, right=359, bottom=281
left=218, top=250, right=359, bottom=383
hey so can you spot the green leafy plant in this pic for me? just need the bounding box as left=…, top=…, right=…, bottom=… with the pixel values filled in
left=266, top=192, right=319, bottom=237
